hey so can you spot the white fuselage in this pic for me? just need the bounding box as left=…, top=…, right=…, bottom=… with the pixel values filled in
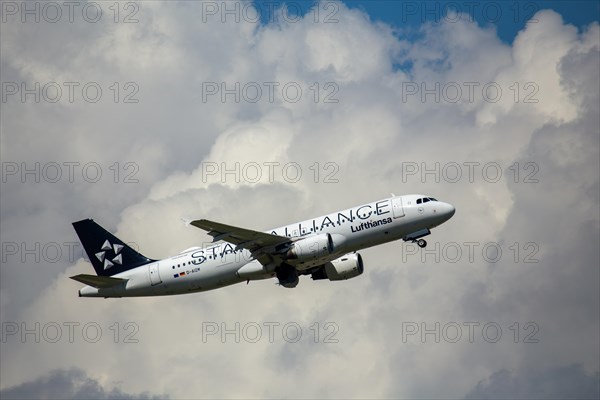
left=79, top=194, right=454, bottom=297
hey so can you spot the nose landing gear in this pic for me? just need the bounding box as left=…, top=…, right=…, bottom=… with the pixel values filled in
left=403, top=228, right=431, bottom=249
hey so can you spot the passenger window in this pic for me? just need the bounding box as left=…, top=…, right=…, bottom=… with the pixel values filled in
left=417, top=198, right=422, bottom=204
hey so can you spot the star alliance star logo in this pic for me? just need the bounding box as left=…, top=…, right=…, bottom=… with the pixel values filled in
left=95, top=240, right=124, bottom=270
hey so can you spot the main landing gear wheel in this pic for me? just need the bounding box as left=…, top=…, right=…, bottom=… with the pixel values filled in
left=417, top=239, right=427, bottom=248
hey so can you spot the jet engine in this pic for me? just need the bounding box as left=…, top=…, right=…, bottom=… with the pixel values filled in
left=285, top=233, right=346, bottom=260
left=312, top=253, right=364, bottom=281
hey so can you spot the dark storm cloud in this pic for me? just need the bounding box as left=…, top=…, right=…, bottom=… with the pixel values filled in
left=0, top=368, right=168, bottom=400
left=465, top=364, right=600, bottom=399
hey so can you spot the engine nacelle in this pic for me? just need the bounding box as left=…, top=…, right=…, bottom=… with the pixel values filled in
left=317, top=253, right=364, bottom=281
left=285, top=233, right=347, bottom=261
left=236, top=260, right=275, bottom=280
left=286, top=233, right=333, bottom=260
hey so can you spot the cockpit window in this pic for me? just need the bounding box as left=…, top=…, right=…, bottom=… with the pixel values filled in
left=423, top=198, right=430, bottom=203
left=416, top=198, right=422, bottom=204
left=429, top=197, right=437, bottom=201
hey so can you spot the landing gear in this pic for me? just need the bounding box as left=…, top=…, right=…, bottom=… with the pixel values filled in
left=403, top=230, right=430, bottom=248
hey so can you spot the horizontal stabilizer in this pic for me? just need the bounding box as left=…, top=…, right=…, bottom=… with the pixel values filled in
left=70, top=274, right=127, bottom=289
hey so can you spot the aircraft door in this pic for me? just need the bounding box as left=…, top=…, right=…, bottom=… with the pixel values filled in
left=149, top=263, right=162, bottom=286
left=392, top=196, right=405, bottom=218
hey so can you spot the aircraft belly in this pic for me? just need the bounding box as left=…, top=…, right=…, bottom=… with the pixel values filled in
left=178, top=259, right=244, bottom=292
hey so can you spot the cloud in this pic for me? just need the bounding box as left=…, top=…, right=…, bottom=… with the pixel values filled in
left=0, top=368, right=167, bottom=400
left=465, top=364, right=600, bottom=399
left=1, top=1, right=598, bottom=398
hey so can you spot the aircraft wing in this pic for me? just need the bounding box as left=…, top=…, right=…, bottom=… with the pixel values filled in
left=190, top=219, right=290, bottom=254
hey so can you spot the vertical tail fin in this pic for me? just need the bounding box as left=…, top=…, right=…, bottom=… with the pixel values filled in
left=72, top=219, right=155, bottom=276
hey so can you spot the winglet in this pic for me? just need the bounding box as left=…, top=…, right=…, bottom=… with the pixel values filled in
left=181, top=218, right=192, bottom=227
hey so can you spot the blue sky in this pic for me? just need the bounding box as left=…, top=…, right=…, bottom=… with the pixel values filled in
left=254, top=0, right=600, bottom=42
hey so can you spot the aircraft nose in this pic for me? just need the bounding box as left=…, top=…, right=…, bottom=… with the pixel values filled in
left=445, top=203, right=456, bottom=218
left=439, top=202, right=455, bottom=221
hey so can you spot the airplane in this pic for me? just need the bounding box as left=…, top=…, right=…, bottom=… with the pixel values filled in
left=70, top=194, right=455, bottom=298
